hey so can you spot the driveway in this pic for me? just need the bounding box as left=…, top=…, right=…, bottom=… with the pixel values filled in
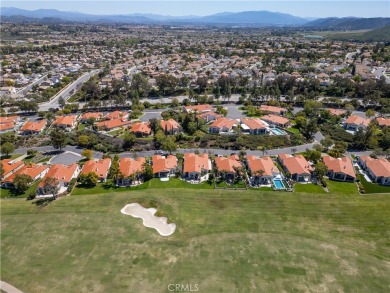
left=49, top=151, right=83, bottom=165
left=225, top=104, right=245, bottom=119
left=139, top=110, right=163, bottom=122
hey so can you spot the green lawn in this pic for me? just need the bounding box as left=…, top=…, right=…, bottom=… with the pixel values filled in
left=78, top=124, right=86, bottom=131
left=358, top=174, right=390, bottom=194
left=1, top=189, right=389, bottom=293
left=325, top=179, right=359, bottom=195
left=72, top=178, right=213, bottom=195
left=0, top=180, right=41, bottom=199
left=286, top=126, right=301, bottom=134
left=216, top=179, right=246, bottom=189
left=294, top=183, right=327, bottom=193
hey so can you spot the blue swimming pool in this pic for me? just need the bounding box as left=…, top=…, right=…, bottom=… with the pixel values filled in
left=273, top=179, right=284, bottom=189
left=271, top=128, right=286, bottom=135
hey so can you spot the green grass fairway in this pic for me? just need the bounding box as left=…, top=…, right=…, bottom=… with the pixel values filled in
left=1, top=189, right=389, bottom=293
left=358, top=174, right=390, bottom=194
left=293, top=183, right=327, bottom=193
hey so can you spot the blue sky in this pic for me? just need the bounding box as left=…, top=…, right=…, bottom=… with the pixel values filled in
left=3, top=1, right=390, bottom=17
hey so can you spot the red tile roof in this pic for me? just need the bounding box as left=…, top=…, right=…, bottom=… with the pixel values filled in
left=184, top=104, right=214, bottom=113
left=345, top=115, right=371, bottom=127
left=119, top=157, right=146, bottom=177
left=183, top=153, right=211, bottom=173
left=209, top=117, right=236, bottom=129
left=327, top=108, right=347, bottom=116
left=80, top=112, right=103, bottom=120
left=240, top=118, right=268, bottom=130
left=215, top=155, right=242, bottom=173
left=0, top=116, right=19, bottom=124
left=366, top=158, right=390, bottom=178
left=152, top=155, right=177, bottom=174
left=81, top=158, right=111, bottom=179
left=5, top=163, right=48, bottom=183
left=131, top=122, right=152, bottom=135
left=1, top=159, right=25, bottom=179
left=20, top=120, right=47, bottom=132
left=96, top=118, right=132, bottom=130
left=376, top=117, right=390, bottom=127
left=0, top=122, right=15, bottom=131
left=261, top=114, right=290, bottom=126
left=38, top=164, right=79, bottom=186
left=160, top=119, right=181, bottom=131
left=323, top=156, right=355, bottom=178
left=259, top=105, right=287, bottom=115
left=52, top=115, right=78, bottom=126
left=104, top=111, right=128, bottom=120
left=278, top=154, right=313, bottom=175
left=246, top=156, right=279, bottom=177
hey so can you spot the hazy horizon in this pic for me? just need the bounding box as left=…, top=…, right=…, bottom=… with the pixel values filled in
left=2, top=1, right=390, bottom=18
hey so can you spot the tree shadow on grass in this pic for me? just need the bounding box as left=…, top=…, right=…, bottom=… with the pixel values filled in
left=32, top=198, right=55, bottom=208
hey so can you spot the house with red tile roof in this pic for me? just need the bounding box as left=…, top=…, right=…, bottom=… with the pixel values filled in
left=131, top=122, right=152, bottom=137
left=376, top=117, right=390, bottom=128
left=81, top=158, right=112, bottom=182
left=103, top=111, right=128, bottom=121
left=261, top=115, right=290, bottom=128
left=19, top=119, right=47, bottom=135
left=197, top=111, right=222, bottom=122
left=327, top=108, right=347, bottom=117
left=183, top=104, right=215, bottom=114
left=214, top=155, right=243, bottom=180
left=357, top=156, right=390, bottom=186
left=80, top=112, right=103, bottom=124
left=1, top=159, right=25, bottom=181
left=95, top=118, right=132, bottom=131
left=37, top=163, right=81, bottom=197
left=323, top=156, right=356, bottom=182
left=1, top=163, right=49, bottom=189
left=0, top=122, right=16, bottom=133
left=259, top=105, right=287, bottom=116
left=344, top=115, right=371, bottom=131
left=183, top=153, right=212, bottom=182
left=240, top=118, right=268, bottom=135
left=0, top=116, right=19, bottom=125
left=246, top=156, right=280, bottom=185
left=161, top=119, right=182, bottom=135
left=152, top=155, right=178, bottom=178
left=208, top=117, right=237, bottom=134
left=278, top=154, right=314, bottom=182
left=52, top=115, right=78, bottom=131
left=117, top=157, right=146, bottom=186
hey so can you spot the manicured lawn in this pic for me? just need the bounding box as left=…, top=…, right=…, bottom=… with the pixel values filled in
left=72, top=178, right=213, bottom=195
left=0, top=154, right=23, bottom=160
left=0, top=181, right=41, bottom=199
left=325, top=179, right=359, bottom=195
left=216, top=179, right=246, bottom=189
left=1, top=189, right=389, bottom=293
left=294, top=183, right=327, bottom=193
left=286, top=126, right=301, bottom=134
left=78, top=124, right=86, bottom=131
left=358, top=174, right=390, bottom=194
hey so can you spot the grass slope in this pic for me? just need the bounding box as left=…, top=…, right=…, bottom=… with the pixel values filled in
left=1, top=190, right=389, bottom=293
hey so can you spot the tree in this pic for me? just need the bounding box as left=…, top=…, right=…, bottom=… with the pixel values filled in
left=78, top=135, right=89, bottom=147
left=49, top=129, right=67, bottom=151
left=41, top=177, right=59, bottom=198
left=365, top=109, right=375, bottom=118
left=314, top=162, right=328, bottom=181
left=321, top=137, right=334, bottom=151
left=109, top=155, right=122, bottom=181
left=142, top=161, right=153, bottom=181
left=161, top=136, right=177, bottom=154
left=58, top=97, right=66, bottom=109
left=306, top=150, right=322, bottom=163
left=123, top=133, right=136, bottom=149
left=81, top=149, right=93, bottom=160
left=171, top=97, right=179, bottom=108
left=79, top=172, right=98, bottom=186
left=13, top=174, right=33, bottom=193
left=0, top=142, right=15, bottom=157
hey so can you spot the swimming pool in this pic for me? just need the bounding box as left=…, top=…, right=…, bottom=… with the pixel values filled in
left=273, top=178, right=285, bottom=189
left=270, top=128, right=286, bottom=135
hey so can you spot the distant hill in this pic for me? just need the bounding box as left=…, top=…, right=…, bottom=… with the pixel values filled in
left=327, top=25, right=390, bottom=42
left=305, top=17, right=390, bottom=30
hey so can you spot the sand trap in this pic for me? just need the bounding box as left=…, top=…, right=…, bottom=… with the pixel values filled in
left=121, top=203, right=176, bottom=236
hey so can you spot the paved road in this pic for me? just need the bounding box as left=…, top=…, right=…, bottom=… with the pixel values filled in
left=49, top=151, right=83, bottom=165
left=0, top=281, right=25, bottom=293
left=139, top=109, right=164, bottom=122
left=14, top=74, right=48, bottom=97
left=38, top=69, right=101, bottom=111
left=13, top=131, right=328, bottom=161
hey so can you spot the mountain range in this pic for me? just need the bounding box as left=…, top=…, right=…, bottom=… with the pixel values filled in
left=1, top=7, right=389, bottom=29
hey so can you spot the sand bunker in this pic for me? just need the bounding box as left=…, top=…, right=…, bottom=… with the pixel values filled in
left=121, top=203, right=176, bottom=236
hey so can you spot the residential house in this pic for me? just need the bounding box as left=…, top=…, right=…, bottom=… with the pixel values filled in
left=197, top=111, right=222, bottom=122
left=214, top=155, right=242, bottom=181
left=80, top=158, right=112, bottom=182
left=19, top=120, right=47, bottom=135
left=246, top=156, right=280, bottom=185
left=1, top=163, right=49, bottom=189
left=259, top=105, right=287, bottom=116
left=52, top=115, right=78, bottom=131
left=161, top=119, right=182, bottom=135
left=37, top=164, right=81, bottom=197
left=208, top=117, right=237, bottom=134
left=183, top=153, right=212, bottom=182
left=103, top=111, right=128, bottom=121
left=240, top=118, right=268, bottom=135
left=261, top=115, right=291, bottom=128
left=80, top=112, right=103, bottom=124
left=95, top=118, right=132, bottom=132
left=131, top=122, right=152, bottom=137
left=323, top=156, right=356, bottom=182
left=278, top=154, right=314, bottom=182
left=327, top=108, right=347, bottom=117
left=357, top=156, right=390, bottom=185
left=376, top=117, right=390, bottom=128
left=344, top=115, right=371, bottom=131
left=0, top=116, right=19, bottom=133
left=0, top=159, right=25, bottom=181
left=117, top=157, right=146, bottom=186
left=152, top=155, right=178, bottom=178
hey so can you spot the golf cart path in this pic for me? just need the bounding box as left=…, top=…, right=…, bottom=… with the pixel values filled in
left=0, top=281, right=25, bottom=293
